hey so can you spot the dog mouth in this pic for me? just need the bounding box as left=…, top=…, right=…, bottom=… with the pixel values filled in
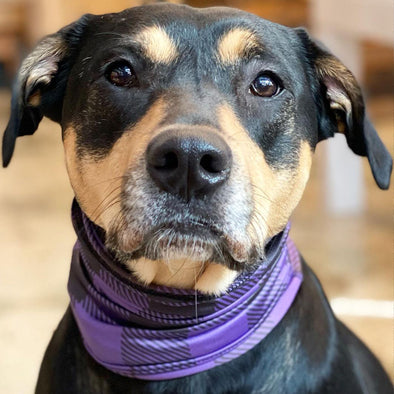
left=141, top=222, right=219, bottom=260
left=107, top=217, right=257, bottom=271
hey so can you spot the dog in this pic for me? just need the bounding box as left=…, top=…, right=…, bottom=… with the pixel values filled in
left=2, top=3, right=392, bottom=393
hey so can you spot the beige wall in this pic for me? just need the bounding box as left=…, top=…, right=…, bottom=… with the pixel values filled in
left=25, top=0, right=181, bottom=44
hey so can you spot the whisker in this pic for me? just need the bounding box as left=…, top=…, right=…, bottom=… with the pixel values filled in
left=90, top=187, right=123, bottom=222
left=250, top=182, right=275, bottom=204
left=91, top=193, right=122, bottom=224
left=193, top=261, right=207, bottom=323
left=90, top=175, right=127, bottom=188
left=94, top=32, right=128, bottom=39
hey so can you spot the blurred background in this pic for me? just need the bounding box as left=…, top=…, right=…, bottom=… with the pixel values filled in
left=0, top=0, right=392, bottom=392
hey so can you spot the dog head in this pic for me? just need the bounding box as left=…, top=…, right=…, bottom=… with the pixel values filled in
left=2, top=4, right=392, bottom=294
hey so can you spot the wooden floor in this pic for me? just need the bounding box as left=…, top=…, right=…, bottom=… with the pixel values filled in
left=0, top=89, right=392, bottom=393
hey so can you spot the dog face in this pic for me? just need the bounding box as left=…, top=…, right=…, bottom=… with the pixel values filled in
left=2, top=4, right=392, bottom=294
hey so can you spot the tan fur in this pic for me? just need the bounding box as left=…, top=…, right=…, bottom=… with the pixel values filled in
left=129, top=258, right=237, bottom=296
left=217, top=28, right=260, bottom=65
left=315, top=55, right=362, bottom=134
left=27, top=91, right=41, bottom=107
left=135, top=25, right=178, bottom=64
left=315, top=56, right=359, bottom=100
left=129, top=257, right=207, bottom=289
left=23, top=36, right=67, bottom=93
left=63, top=98, right=167, bottom=229
left=217, top=104, right=312, bottom=244
left=195, top=264, right=238, bottom=296
left=128, top=258, right=158, bottom=285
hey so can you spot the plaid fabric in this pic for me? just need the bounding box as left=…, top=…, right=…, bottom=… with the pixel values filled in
left=68, top=200, right=302, bottom=380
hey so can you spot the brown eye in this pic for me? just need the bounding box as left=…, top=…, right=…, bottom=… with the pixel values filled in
left=250, top=73, right=281, bottom=97
left=105, top=61, right=137, bottom=87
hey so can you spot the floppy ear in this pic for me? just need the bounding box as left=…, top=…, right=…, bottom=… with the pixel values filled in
left=2, top=14, right=92, bottom=168
left=295, top=28, right=392, bottom=190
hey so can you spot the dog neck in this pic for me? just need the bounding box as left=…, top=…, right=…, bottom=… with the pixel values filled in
left=126, top=257, right=238, bottom=296
left=68, top=200, right=303, bottom=380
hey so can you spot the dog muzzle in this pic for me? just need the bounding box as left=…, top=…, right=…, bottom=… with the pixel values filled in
left=68, top=200, right=303, bottom=380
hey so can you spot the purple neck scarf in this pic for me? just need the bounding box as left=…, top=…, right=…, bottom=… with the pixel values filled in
left=68, top=200, right=302, bottom=381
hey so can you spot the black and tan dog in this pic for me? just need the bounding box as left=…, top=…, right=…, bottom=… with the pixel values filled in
left=2, top=3, right=392, bottom=393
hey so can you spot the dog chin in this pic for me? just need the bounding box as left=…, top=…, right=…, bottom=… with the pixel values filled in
left=141, top=238, right=216, bottom=262
left=109, top=232, right=215, bottom=263
left=106, top=227, right=258, bottom=271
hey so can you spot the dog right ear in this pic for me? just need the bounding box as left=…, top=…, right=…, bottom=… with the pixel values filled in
left=294, top=28, right=392, bottom=190
left=2, top=14, right=92, bottom=167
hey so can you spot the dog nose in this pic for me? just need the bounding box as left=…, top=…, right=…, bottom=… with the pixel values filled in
left=146, top=129, right=232, bottom=200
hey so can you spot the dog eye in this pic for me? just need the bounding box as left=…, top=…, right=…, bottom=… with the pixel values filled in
left=105, top=61, right=137, bottom=87
left=250, top=73, right=281, bottom=97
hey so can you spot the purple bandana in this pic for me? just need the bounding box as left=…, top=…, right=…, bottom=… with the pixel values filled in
left=68, top=200, right=302, bottom=380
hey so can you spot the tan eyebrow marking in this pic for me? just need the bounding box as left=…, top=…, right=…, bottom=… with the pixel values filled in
left=217, top=28, right=261, bottom=65
left=135, top=25, right=178, bottom=64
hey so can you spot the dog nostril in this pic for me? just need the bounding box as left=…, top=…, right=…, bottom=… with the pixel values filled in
left=155, top=152, right=178, bottom=170
left=200, top=153, right=223, bottom=173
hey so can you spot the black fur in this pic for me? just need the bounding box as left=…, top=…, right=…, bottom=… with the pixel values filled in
left=2, top=4, right=393, bottom=393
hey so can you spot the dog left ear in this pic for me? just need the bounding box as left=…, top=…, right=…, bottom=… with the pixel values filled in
left=2, top=14, right=92, bottom=168
left=295, top=28, right=392, bottom=190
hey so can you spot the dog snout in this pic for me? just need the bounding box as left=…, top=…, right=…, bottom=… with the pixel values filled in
left=146, top=129, right=232, bottom=201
